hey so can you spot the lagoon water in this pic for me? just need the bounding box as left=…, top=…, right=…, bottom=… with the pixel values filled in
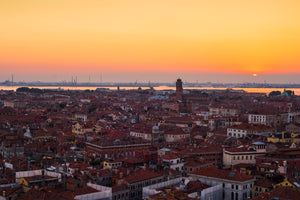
left=1, top=86, right=300, bottom=95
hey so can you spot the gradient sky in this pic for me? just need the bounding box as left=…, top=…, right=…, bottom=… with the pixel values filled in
left=1, top=0, right=300, bottom=82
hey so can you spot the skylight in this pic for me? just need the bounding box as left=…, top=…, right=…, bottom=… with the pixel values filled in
left=228, top=172, right=236, bottom=178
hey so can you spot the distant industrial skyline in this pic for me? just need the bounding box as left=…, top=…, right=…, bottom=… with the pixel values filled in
left=1, top=72, right=300, bottom=84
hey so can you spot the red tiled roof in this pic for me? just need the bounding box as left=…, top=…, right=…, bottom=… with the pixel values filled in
left=256, top=163, right=278, bottom=170
left=161, top=154, right=179, bottom=160
left=186, top=180, right=210, bottom=192
left=0, top=185, right=22, bottom=196
left=164, top=129, right=188, bottom=135
left=165, top=117, right=193, bottom=124
left=122, top=156, right=144, bottom=164
left=112, top=183, right=129, bottom=192
left=229, top=123, right=273, bottom=131
left=23, top=175, right=58, bottom=183
left=185, top=160, right=211, bottom=167
left=124, top=169, right=163, bottom=184
left=225, top=145, right=256, bottom=153
left=73, top=186, right=99, bottom=196
left=249, top=186, right=300, bottom=200
left=191, top=166, right=253, bottom=182
left=254, top=178, right=277, bottom=188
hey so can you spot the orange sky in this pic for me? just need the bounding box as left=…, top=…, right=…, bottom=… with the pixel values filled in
left=0, top=0, right=300, bottom=80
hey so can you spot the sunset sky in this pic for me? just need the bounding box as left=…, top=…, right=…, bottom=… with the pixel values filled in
left=0, top=0, right=300, bottom=83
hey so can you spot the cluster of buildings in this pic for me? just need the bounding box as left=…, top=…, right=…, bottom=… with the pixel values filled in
left=0, top=79, right=299, bottom=199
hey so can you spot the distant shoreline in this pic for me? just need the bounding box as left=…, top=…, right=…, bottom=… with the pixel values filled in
left=1, top=85, right=300, bottom=96
left=1, top=81, right=300, bottom=88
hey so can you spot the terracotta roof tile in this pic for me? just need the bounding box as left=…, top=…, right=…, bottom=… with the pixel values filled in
left=249, top=187, right=300, bottom=200
left=124, top=169, right=163, bottom=184
left=190, top=166, right=253, bottom=182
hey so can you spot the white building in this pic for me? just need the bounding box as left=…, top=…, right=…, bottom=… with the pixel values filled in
left=164, top=129, right=190, bottom=143
left=143, top=177, right=222, bottom=200
left=161, top=154, right=184, bottom=172
left=189, top=166, right=255, bottom=200
left=130, top=125, right=163, bottom=142
left=223, top=143, right=267, bottom=168
left=227, top=124, right=274, bottom=138
left=248, top=114, right=274, bottom=126
left=75, top=183, right=112, bottom=200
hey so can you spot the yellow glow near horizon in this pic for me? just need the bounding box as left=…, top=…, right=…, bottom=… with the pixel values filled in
left=0, top=0, right=300, bottom=75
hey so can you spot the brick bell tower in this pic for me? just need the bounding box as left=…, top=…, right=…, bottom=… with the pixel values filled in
left=176, top=78, right=183, bottom=100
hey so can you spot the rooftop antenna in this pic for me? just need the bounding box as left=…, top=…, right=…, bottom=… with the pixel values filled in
left=117, top=84, right=120, bottom=101
left=11, top=74, right=14, bottom=87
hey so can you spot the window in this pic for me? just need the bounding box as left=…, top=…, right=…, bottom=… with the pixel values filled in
left=243, top=192, right=247, bottom=200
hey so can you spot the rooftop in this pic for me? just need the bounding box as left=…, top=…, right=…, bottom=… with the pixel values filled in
left=124, top=169, right=163, bottom=184
left=190, top=166, right=253, bottom=182
left=250, top=186, right=300, bottom=200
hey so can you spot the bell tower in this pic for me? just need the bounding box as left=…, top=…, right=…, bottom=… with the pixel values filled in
left=176, top=78, right=183, bottom=100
